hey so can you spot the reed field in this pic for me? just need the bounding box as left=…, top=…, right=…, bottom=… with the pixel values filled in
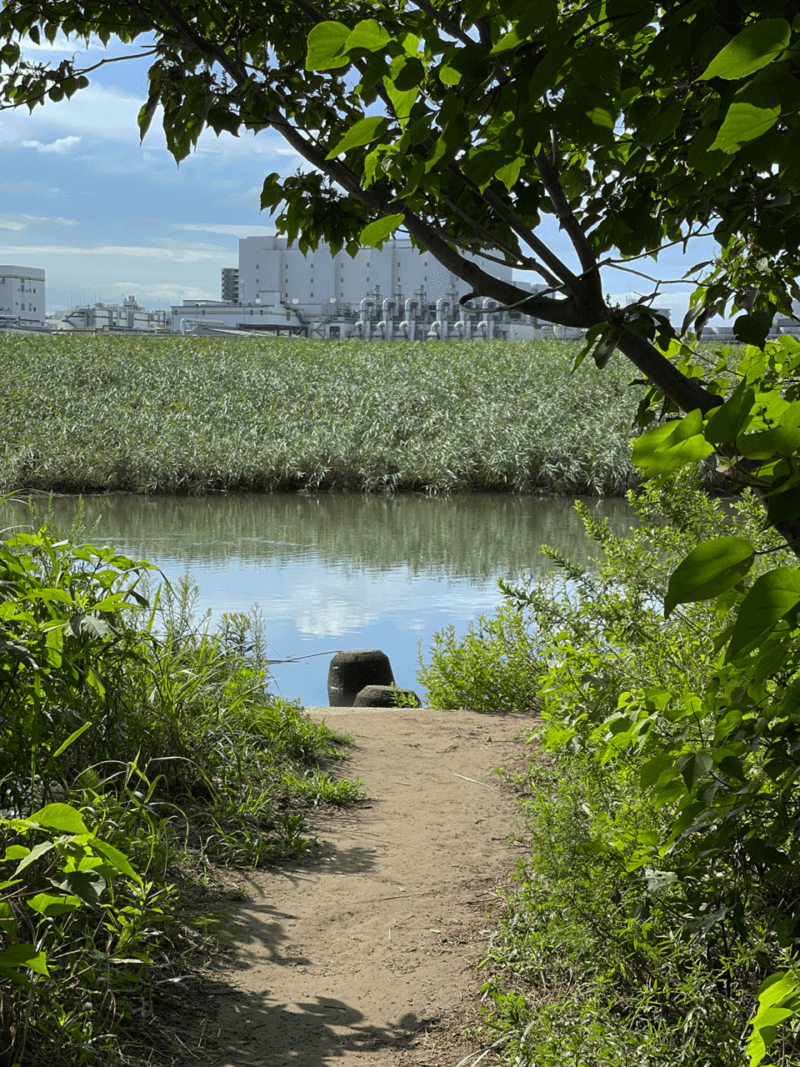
left=1, top=334, right=647, bottom=496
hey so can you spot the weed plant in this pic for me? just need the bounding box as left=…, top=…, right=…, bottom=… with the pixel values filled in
left=0, top=505, right=362, bottom=1065
left=0, top=335, right=644, bottom=496
left=418, top=473, right=800, bottom=1066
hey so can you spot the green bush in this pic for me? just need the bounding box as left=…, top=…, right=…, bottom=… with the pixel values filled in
left=418, top=600, right=542, bottom=713
left=421, top=473, right=800, bottom=1065
left=0, top=511, right=362, bottom=1064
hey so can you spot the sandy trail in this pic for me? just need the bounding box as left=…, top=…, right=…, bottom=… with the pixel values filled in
left=209, top=706, right=533, bottom=1067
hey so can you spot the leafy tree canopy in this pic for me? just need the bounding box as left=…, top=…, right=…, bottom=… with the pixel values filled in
left=7, top=2, right=800, bottom=1056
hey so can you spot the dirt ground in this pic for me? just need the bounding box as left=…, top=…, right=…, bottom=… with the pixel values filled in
left=207, top=706, right=537, bottom=1067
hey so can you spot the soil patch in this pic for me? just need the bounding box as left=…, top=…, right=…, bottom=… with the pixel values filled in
left=206, top=706, right=536, bottom=1066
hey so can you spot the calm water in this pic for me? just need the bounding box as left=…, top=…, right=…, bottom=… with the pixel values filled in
left=1, top=493, right=634, bottom=705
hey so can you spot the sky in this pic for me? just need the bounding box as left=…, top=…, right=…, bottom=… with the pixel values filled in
left=0, top=32, right=716, bottom=320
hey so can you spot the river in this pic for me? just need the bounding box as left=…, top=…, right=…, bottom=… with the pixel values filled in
left=1, top=492, right=633, bottom=705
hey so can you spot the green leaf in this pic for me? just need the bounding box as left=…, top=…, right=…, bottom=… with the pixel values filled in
left=704, top=381, right=755, bottom=444
left=700, top=19, right=790, bottom=81
left=0, top=943, right=49, bottom=977
left=711, top=84, right=781, bottom=153
left=632, top=409, right=715, bottom=477
left=664, top=537, right=755, bottom=617
left=13, top=840, right=54, bottom=876
left=92, top=839, right=141, bottom=883
left=326, top=115, right=387, bottom=159
left=747, top=972, right=800, bottom=1067
left=65, top=614, right=111, bottom=640
left=306, top=21, right=351, bottom=71
left=50, top=720, right=93, bottom=761
left=733, top=310, right=772, bottom=348
left=360, top=213, right=404, bottom=246
left=27, top=891, right=82, bottom=916
left=495, top=157, right=523, bottom=191
left=346, top=18, right=393, bottom=54
left=727, top=567, right=800, bottom=660
left=51, top=869, right=107, bottom=908
left=30, top=803, right=88, bottom=835
left=677, top=751, right=713, bottom=788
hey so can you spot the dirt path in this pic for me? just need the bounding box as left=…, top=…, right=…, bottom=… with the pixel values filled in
left=209, top=706, right=534, bottom=1067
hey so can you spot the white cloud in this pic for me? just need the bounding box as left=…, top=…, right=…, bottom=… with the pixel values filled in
left=214, top=186, right=265, bottom=210
left=172, top=221, right=275, bottom=238
left=21, top=135, right=81, bottom=154
left=112, top=282, right=216, bottom=302
left=0, top=181, right=60, bottom=198
left=0, top=244, right=228, bottom=263
left=0, top=213, right=76, bottom=231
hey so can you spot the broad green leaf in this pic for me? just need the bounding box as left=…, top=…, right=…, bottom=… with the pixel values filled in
left=632, top=409, right=714, bottom=476
left=727, top=567, right=800, bottom=660
left=711, top=85, right=781, bottom=153
left=701, top=19, right=790, bottom=81
left=360, top=213, right=404, bottom=246
left=326, top=116, right=387, bottom=159
left=27, top=891, right=82, bottom=916
left=495, top=157, right=523, bottom=191
left=0, top=943, right=49, bottom=977
left=305, top=21, right=351, bottom=71
left=346, top=18, right=393, bottom=54
left=747, top=972, right=800, bottom=1067
left=30, top=802, right=88, bottom=835
left=385, top=58, right=418, bottom=125
left=664, top=537, right=755, bottom=617
left=704, top=382, right=755, bottom=444
left=439, top=64, right=462, bottom=86
left=677, top=751, right=713, bottom=788
left=66, top=614, right=111, bottom=640
left=491, top=27, right=524, bottom=55
left=2, top=845, right=28, bottom=861
left=51, top=869, right=107, bottom=907
left=733, top=310, right=773, bottom=348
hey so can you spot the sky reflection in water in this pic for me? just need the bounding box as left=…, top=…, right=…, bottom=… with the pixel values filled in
left=2, top=493, right=634, bottom=706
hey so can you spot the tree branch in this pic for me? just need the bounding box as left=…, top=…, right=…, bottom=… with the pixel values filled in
left=535, top=148, right=604, bottom=304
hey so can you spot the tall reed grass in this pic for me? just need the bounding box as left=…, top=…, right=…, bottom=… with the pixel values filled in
left=1, top=335, right=643, bottom=495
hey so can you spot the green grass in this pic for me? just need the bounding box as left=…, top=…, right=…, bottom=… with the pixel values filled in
left=418, top=475, right=800, bottom=1067
left=0, top=335, right=644, bottom=495
left=0, top=506, right=364, bottom=1066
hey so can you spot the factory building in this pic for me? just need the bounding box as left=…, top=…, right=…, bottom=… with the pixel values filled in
left=49, top=295, right=168, bottom=333
left=221, top=267, right=239, bottom=303
left=237, top=236, right=514, bottom=309
left=0, top=265, right=46, bottom=328
left=172, top=236, right=548, bottom=340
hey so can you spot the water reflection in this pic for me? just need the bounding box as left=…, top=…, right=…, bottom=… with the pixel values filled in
left=1, top=493, right=634, bottom=706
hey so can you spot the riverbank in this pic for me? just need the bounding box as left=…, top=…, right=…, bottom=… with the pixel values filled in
left=2, top=335, right=642, bottom=496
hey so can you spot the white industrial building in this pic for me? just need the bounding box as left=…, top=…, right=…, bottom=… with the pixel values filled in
left=48, top=295, right=168, bottom=333
left=237, top=236, right=509, bottom=308
left=172, top=237, right=552, bottom=340
left=0, top=265, right=46, bottom=328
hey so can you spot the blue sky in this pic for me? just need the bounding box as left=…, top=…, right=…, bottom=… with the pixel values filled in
left=0, top=32, right=713, bottom=320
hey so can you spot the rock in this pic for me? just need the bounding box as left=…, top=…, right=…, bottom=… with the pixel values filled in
left=353, top=684, right=422, bottom=708
left=327, top=649, right=395, bottom=707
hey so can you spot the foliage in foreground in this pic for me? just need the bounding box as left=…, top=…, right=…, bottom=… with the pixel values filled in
left=420, top=475, right=800, bottom=1066
left=0, top=512, right=360, bottom=1066
left=0, top=336, right=641, bottom=496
